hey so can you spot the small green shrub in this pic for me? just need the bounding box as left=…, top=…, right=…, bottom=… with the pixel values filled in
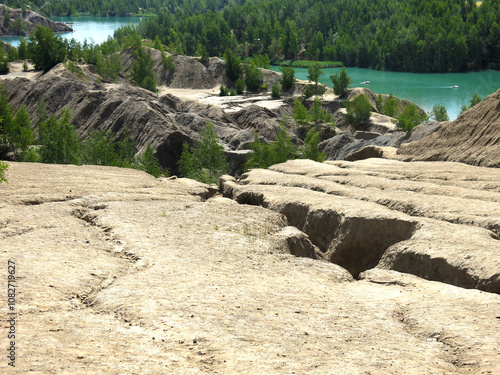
left=0, top=161, right=8, bottom=183
left=245, top=118, right=297, bottom=171
left=293, top=99, right=310, bottom=127
left=38, top=108, right=82, bottom=165
left=224, top=48, right=242, bottom=81
left=345, top=94, right=372, bottom=127
left=382, top=94, right=399, bottom=117
left=178, top=122, right=228, bottom=185
left=279, top=66, right=295, bottom=91
left=300, top=127, right=326, bottom=162
left=396, top=104, right=427, bottom=131
left=138, top=142, right=164, bottom=177
left=271, top=83, right=282, bottom=98
left=235, top=78, right=245, bottom=95
left=244, top=62, right=263, bottom=92
left=163, top=54, right=176, bottom=71
left=96, top=52, right=122, bottom=82
left=431, top=104, right=449, bottom=121
left=310, top=97, right=333, bottom=124
left=460, top=93, right=482, bottom=114
left=330, top=67, right=351, bottom=97
left=219, top=85, right=229, bottom=96
left=251, top=54, right=271, bottom=69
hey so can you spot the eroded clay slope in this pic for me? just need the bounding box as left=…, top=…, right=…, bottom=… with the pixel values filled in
left=221, top=158, right=500, bottom=292
left=398, top=88, right=500, bottom=167
left=2, top=162, right=500, bottom=374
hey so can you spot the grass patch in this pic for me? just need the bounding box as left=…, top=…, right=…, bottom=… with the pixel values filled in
left=273, top=60, right=343, bottom=68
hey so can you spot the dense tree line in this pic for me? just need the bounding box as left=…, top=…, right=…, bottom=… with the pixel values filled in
left=134, top=0, right=500, bottom=72
left=0, top=0, right=229, bottom=16
left=3, top=0, right=500, bottom=71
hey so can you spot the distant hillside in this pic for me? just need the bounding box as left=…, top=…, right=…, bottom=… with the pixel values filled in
left=398, top=89, right=500, bottom=168
left=0, top=4, right=72, bottom=36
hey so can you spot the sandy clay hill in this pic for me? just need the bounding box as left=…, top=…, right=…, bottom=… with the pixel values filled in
left=1, top=154, right=500, bottom=374
left=0, top=5, right=72, bottom=36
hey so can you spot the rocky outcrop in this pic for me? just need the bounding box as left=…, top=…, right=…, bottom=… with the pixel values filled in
left=0, top=5, right=72, bottom=36
left=221, top=158, right=500, bottom=292
left=398, top=88, right=500, bottom=167
left=2, top=161, right=500, bottom=374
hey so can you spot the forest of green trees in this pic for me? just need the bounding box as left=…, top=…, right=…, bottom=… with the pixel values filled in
left=2, top=0, right=500, bottom=72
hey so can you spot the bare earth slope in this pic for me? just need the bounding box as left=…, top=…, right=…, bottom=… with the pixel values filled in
left=398, top=88, right=500, bottom=167
left=0, top=5, right=72, bottom=36
left=221, top=158, right=500, bottom=292
left=1, top=162, right=500, bottom=374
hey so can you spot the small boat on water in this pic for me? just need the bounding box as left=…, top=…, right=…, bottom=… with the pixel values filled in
left=452, top=85, right=459, bottom=88
left=363, top=81, right=370, bottom=84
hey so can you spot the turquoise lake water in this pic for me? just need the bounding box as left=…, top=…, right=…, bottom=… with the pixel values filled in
left=0, top=16, right=143, bottom=46
left=273, top=66, right=500, bottom=120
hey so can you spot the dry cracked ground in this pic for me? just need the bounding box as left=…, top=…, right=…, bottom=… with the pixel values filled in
left=1, top=160, right=500, bottom=374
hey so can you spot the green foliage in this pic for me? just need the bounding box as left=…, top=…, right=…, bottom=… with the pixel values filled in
left=396, top=104, right=427, bottom=131
left=431, top=104, right=449, bottom=121
left=293, top=99, right=310, bottom=127
left=307, top=63, right=323, bottom=86
left=376, top=94, right=384, bottom=112
left=271, top=83, right=282, bottom=98
left=138, top=142, right=163, bottom=177
left=7, top=45, right=17, bottom=62
left=382, top=94, right=399, bottom=117
left=224, top=48, right=242, bottom=81
left=0, top=160, right=7, bottom=184
left=38, top=108, right=81, bottom=164
left=244, top=62, right=263, bottom=92
left=300, top=127, right=326, bottom=162
left=330, top=67, right=351, bottom=98
left=251, top=54, right=271, bottom=69
left=130, top=37, right=157, bottom=92
left=0, top=48, right=10, bottom=75
left=82, top=130, right=118, bottom=166
left=235, top=78, right=245, bottom=95
left=196, top=44, right=209, bottom=65
left=279, top=66, right=295, bottom=91
left=310, top=97, right=333, bottom=124
left=11, top=105, right=35, bottom=152
left=18, top=37, right=27, bottom=60
left=10, top=17, right=27, bottom=34
left=460, top=93, right=482, bottom=113
left=219, top=84, right=229, bottom=96
left=96, top=52, right=122, bottom=82
left=162, top=54, right=176, bottom=71
left=0, top=85, right=13, bottom=139
left=178, top=122, right=227, bottom=185
left=302, top=85, right=314, bottom=101
left=21, top=148, right=41, bottom=162
left=245, top=122, right=297, bottom=171
left=22, top=61, right=28, bottom=72
left=345, top=94, right=372, bottom=127
left=276, top=60, right=343, bottom=68
left=65, top=60, right=86, bottom=80
left=28, top=26, right=67, bottom=72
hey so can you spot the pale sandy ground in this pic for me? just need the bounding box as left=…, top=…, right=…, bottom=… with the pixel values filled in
left=1, top=162, right=499, bottom=374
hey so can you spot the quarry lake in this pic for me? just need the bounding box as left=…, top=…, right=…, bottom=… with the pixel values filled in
left=1, top=16, right=143, bottom=46
left=276, top=66, right=500, bottom=120
left=1, top=15, right=499, bottom=120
